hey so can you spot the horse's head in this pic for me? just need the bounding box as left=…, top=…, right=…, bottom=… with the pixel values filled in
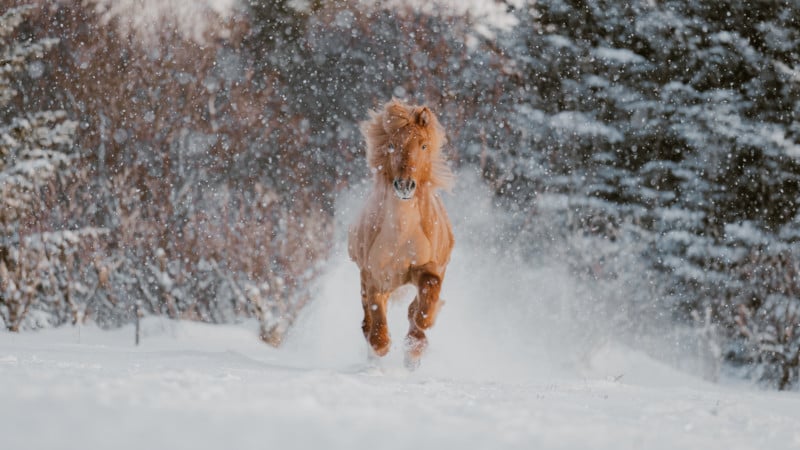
left=384, top=104, right=436, bottom=200
left=361, top=99, right=452, bottom=200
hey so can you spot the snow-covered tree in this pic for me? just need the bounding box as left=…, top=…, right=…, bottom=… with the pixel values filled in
left=12, top=1, right=333, bottom=341
left=0, top=5, right=86, bottom=331
left=482, top=0, right=800, bottom=388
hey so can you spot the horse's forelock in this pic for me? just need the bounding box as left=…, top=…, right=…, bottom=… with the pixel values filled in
left=361, top=99, right=453, bottom=191
left=383, top=101, right=411, bottom=134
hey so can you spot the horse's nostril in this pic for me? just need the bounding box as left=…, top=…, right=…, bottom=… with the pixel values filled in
left=392, top=178, right=415, bottom=198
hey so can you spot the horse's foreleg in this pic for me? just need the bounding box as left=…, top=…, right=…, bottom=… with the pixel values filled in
left=361, top=277, right=391, bottom=357
left=409, top=271, right=443, bottom=330
left=405, top=271, right=444, bottom=369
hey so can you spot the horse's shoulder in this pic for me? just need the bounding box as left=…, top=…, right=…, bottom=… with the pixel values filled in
left=348, top=193, right=384, bottom=265
left=420, top=194, right=452, bottom=239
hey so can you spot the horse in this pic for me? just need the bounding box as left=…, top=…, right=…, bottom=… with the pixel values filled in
left=348, top=99, right=455, bottom=369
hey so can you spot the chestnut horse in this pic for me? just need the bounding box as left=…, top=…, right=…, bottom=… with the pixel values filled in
left=348, top=99, right=454, bottom=369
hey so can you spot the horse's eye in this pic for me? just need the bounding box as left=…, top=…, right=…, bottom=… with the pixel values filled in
left=421, top=144, right=428, bottom=151
left=388, top=144, right=395, bottom=153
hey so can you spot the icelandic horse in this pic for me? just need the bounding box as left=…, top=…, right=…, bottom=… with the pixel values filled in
left=348, top=99, right=454, bottom=369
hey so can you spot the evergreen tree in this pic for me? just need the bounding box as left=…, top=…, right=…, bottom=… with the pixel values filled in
left=0, top=6, right=80, bottom=331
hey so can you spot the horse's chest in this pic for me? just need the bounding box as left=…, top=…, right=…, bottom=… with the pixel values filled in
left=368, top=209, right=431, bottom=286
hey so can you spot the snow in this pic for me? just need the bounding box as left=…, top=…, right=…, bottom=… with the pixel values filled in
left=763, top=126, right=800, bottom=159
left=3, top=182, right=800, bottom=450
left=3, top=309, right=800, bottom=449
left=376, top=0, right=523, bottom=33
left=549, top=111, right=624, bottom=143
left=594, top=47, right=646, bottom=65
left=90, top=0, right=238, bottom=42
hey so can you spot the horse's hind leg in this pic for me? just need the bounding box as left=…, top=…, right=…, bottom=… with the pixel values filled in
left=361, top=276, right=391, bottom=357
left=405, top=271, right=444, bottom=369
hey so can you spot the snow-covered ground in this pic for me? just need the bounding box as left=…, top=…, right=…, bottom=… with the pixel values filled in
left=3, top=179, right=800, bottom=450
left=2, top=305, right=799, bottom=450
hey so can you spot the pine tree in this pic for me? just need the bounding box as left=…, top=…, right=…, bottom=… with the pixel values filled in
left=0, top=5, right=79, bottom=331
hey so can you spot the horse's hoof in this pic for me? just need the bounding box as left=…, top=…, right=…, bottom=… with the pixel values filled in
left=368, top=327, right=391, bottom=357
left=369, top=340, right=391, bottom=358
left=403, top=334, right=427, bottom=371
left=369, top=346, right=389, bottom=359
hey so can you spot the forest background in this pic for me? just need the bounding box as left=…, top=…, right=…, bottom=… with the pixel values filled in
left=2, top=0, right=799, bottom=389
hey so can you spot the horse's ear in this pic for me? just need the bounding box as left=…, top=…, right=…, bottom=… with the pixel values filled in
left=416, top=107, right=431, bottom=127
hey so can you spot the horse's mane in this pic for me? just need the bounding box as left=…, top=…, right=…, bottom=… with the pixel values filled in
left=360, top=99, right=454, bottom=191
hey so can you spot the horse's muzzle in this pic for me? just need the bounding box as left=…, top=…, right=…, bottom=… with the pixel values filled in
left=393, top=178, right=417, bottom=200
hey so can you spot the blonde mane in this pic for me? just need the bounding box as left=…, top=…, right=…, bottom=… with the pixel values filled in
left=360, top=99, right=454, bottom=191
